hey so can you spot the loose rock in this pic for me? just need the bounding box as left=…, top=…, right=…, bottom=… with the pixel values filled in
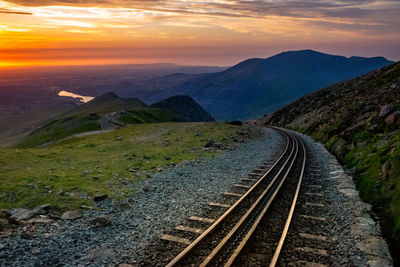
left=379, top=103, right=393, bottom=118
left=93, top=194, right=108, bottom=202
left=61, top=210, right=82, bottom=220
left=89, top=214, right=111, bottom=227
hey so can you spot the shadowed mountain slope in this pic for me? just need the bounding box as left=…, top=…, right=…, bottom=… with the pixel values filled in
left=151, top=95, right=215, bottom=122
left=128, top=50, right=392, bottom=121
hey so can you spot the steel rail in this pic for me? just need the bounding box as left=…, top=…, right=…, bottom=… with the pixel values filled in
left=166, top=128, right=291, bottom=267
left=269, top=130, right=306, bottom=267
left=201, top=130, right=298, bottom=266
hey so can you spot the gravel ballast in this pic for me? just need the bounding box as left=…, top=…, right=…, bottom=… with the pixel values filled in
left=0, top=128, right=284, bottom=266
left=279, top=131, right=393, bottom=266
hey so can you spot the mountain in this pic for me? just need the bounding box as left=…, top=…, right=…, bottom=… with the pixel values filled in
left=17, top=93, right=214, bottom=147
left=151, top=95, right=215, bottom=122
left=122, top=50, right=392, bottom=121
left=262, top=62, right=400, bottom=263
left=62, top=92, right=147, bottom=117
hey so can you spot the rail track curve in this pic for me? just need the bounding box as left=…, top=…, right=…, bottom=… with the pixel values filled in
left=163, top=127, right=307, bottom=266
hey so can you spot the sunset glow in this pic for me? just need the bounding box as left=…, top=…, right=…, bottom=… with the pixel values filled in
left=1, top=0, right=399, bottom=66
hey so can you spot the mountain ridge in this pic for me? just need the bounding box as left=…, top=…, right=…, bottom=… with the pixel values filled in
left=115, top=49, right=392, bottom=121
left=17, top=92, right=214, bottom=147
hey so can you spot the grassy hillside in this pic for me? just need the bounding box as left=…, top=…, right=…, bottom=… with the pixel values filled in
left=0, top=122, right=258, bottom=211
left=118, top=108, right=184, bottom=124
left=0, top=102, right=77, bottom=148
left=263, top=62, right=400, bottom=263
left=63, top=92, right=147, bottom=117
left=17, top=115, right=102, bottom=148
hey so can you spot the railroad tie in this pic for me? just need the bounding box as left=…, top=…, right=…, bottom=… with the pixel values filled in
left=241, top=178, right=258, bottom=182
left=299, top=233, right=327, bottom=241
left=305, top=192, right=324, bottom=197
left=305, top=202, right=325, bottom=208
left=209, top=202, right=231, bottom=208
left=300, top=214, right=326, bottom=222
left=175, top=225, right=205, bottom=234
left=248, top=172, right=261, bottom=176
left=160, top=234, right=191, bottom=245
left=223, top=192, right=242, bottom=197
left=295, top=247, right=328, bottom=256
left=308, top=185, right=323, bottom=189
left=233, top=184, right=251, bottom=189
left=254, top=168, right=266, bottom=172
left=295, top=260, right=327, bottom=267
left=188, top=216, right=215, bottom=224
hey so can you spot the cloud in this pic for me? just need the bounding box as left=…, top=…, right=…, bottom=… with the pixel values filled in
left=0, top=7, right=31, bottom=14
left=3, top=0, right=400, bottom=23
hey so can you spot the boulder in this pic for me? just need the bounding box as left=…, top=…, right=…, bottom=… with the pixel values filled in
left=93, top=194, right=108, bottom=202
left=26, top=218, right=53, bottom=224
left=88, top=214, right=110, bottom=227
left=204, top=140, right=225, bottom=150
left=204, top=140, right=215, bottom=148
left=61, top=210, right=82, bottom=220
left=384, top=111, right=400, bottom=125
left=357, top=236, right=391, bottom=258
left=143, top=184, right=156, bottom=192
left=32, top=204, right=51, bottom=215
left=211, top=142, right=225, bottom=150
left=8, top=208, right=35, bottom=223
left=379, top=103, right=393, bottom=118
left=379, top=160, right=392, bottom=181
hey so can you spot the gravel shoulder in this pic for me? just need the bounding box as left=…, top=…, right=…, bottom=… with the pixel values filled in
left=0, top=128, right=284, bottom=266
left=283, top=130, right=393, bottom=266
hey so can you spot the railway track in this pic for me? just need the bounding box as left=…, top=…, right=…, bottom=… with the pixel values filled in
left=159, top=127, right=307, bottom=266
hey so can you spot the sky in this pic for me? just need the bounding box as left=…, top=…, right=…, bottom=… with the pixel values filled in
left=0, top=0, right=399, bottom=67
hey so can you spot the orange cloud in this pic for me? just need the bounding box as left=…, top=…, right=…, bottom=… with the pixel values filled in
left=0, top=0, right=399, bottom=67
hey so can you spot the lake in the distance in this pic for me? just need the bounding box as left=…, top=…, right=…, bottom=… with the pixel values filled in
left=58, top=90, right=94, bottom=103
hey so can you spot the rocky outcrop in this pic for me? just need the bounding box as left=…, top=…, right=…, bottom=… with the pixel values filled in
left=151, top=95, right=215, bottom=122
left=61, top=211, right=83, bottom=220
left=379, top=104, right=393, bottom=118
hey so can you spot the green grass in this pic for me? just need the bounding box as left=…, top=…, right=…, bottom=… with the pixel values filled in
left=118, top=108, right=184, bottom=124
left=0, top=122, right=249, bottom=211
left=17, top=115, right=101, bottom=148
left=312, top=129, right=400, bottom=255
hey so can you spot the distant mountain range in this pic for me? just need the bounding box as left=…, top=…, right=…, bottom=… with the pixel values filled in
left=99, top=50, right=392, bottom=120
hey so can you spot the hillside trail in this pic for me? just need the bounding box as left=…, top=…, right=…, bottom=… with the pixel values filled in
left=39, top=114, right=119, bottom=147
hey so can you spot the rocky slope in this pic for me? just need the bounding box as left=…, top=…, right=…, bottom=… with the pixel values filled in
left=262, top=62, right=400, bottom=264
